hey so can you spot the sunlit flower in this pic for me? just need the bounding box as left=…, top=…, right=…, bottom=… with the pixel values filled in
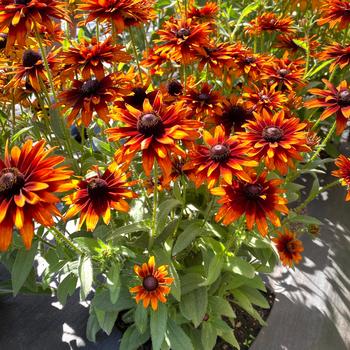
left=0, top=0, right=70, bottom=49
left=245, top=12, right=295, bottom=36
left=288, top=0, right=320, bottom=11
left=211, top=171, right=288, bottom=236
left=57, top=73, right=129, bottom=127
left=141, top=46, right=169, bottom=76
left=243, top=83, right=288, bottom=114
left=317, top=0, right=350, bottom=29
left=187, top=1, right=218, bottom=23
left=181, top=82, right=222, bottom=119
left=319, top=43, right=350, bottom=72
left=155, top=17, right=211, bottom=64
left=304, top=79, right=350, bottom=135
left=78, top=0, right=156, bottom=33
left=5, top=48, right=60, bottom=92
left=275, top=34, right=320, bottom=57
left=332, top=154, right=350, bottom=200
left=234, top=51, right=271, bottom=80
left=64, top=165, right=137, bottom=231
left=272, top=229, right=304, bottom=267
left=0, top=140, right=73, bottom=251
left=130, top=256, right=173, bottom=311
left=183, top=125, right=257, bottom=188
left=61, top=37, right=131, bottom=80
left=238, top=110, right=310, bottom=175
left=106, top=92, right=202, bottom=176
left=261, top=57, right=305, bottom=91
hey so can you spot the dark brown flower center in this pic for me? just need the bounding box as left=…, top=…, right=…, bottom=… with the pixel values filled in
left=338, top=89, right=350, bottom=107
left=286, top=240, right=298, bottom=254
left=125, top=87, right=147, bottom=108
left=176, top=28, right=191, bottom=39
left=22, top=49, right=42, bottom=67
left=167, top=80, right=183, bottom=96
left=15, top=0, right=30, bottom=5
left=198, top=93, right=211, bottom=102
left=87, top=178, right=108, bottom=197
left=278, top=68, right=290, bottom=77
left=244, top=184, right=263, bottom=199
left=81, top=79, right=100, bottom=96
left=137, top=113, right=164, bottom=137
left=0, top=34, right=7, bottom=50
left=210, top=144, right=230, bottom=162
left=142, top=275, right=158, bottom=291
left=245, top=56, right=256, bottom=64
left=0, top=168, right=25, bottom=197
left=262, top=126, right=284, bottom=142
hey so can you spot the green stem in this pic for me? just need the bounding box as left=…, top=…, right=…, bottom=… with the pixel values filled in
left=50, top=226, right=84, bottom=256
left=129, top=27, right=144, bottom=85
left=35, top=234, right=56, bottom=249
left=148, top=163, right=158, bottom=250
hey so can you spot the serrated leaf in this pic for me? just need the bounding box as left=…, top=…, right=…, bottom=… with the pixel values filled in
left=151, top=303, right=168, bottom=350
left=208, top=296, right=235, bottom=318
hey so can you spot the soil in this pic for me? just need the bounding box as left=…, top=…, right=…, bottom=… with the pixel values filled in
left=116, top=288, right=275, bottom=350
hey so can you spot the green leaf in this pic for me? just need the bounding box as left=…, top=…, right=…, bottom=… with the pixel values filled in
left=180, top=273, right=205, bottom=295
left=86, top=312, right=101, bottom=342
left=306, top=59, right=333, bottom=78
left=57, top=274, right=77, bottom=305
left=201, top=254, right=224, bottom=286
left=135, top=303, right=148, bottom=334
left=74, top=237, right=100, bottom=253
left=179, top=287, right=208, bottom=327
left=107, top=262, right=121, bottom=304
left=79, top=255, right=93, bottom=300
left=95, top=308, right=118, bottom=335
left=49, top=109, right=65, bottom=139
left=201, top=322, right=217, bottom=350
left=224, top=256, right=255, bottom=279
left=289, top=214, right=322, bottom=226
left=119, top=324, right=150, bottom=350
left=12, top=242, right=38, bottom=296
left=221, top=331, right=239, bottom=350
left=92, top=287, right=134, bottom=311
left=292, top=39, right=308, bottom=51
left=92, top=137, right=115, bottom=157
left=231, top=2, right=259, bottom=37
left=150, top=303, right=168, bottom=350
left=156, top=199, right=182, bottom=234
left=172, top=222, right=204, bottom=256
left=208, top=296, right=235, bottom=318
left=238, top=286, right=269, bottom=309
left=12, top=127, right=33, bottom=142
left=155, top=219, right=179, bottom=245
left=166, top=319, right=194, bottom=350
left=106, top=222, right=148, bottom=241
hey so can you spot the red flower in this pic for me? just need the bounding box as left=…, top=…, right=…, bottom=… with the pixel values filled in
left=332, top=154, right=350, bottom=200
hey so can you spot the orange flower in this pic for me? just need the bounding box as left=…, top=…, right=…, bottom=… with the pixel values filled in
left=64, top=165, right=137, bottom=231
left=261, top=57, right=305, bottom=91
left=0, top=140, right=73, bottom=251
left=275, top=34, right=320, bottom=57
left=242, top=83, right=288, bottom=114
left=234, top=51, right=271, bottom=80
left=57, top=73, right=129, bottom=127
left=332, top=154, right=350, bottom=200
left=0, top=0, right=70, bottom=49
left=288, top=0, right=320, bottom=10
left=181, top=82, right=222, bottom=119
left=130, top=256, right=173, bottom=311
left=5, top=48, right=60, bottom=92
left=183, top=125, right=257, bottom=188
left=213, top=95, right=253, bottom=134
left=187, top=1, right=218, bottom=23
left=61, top=37, right=131, bottom=81
left=238, top=110, right=310, bottom=175
left=141, top=46, right=169, bottom=76
left=155, top=17, right=211, bottom=64
left=78, top=0, right=156, bottom=33
left=211, top=171, right=288, bottom=236
left=106, top=92, right=202, bottom=176
left=319, top=43, right=350, bottom=72
left=304, top=79, right=350, bottom=135
left=317, top=0, right=350, bottom=29
left=272, top=229, right=304, bottom=267
left=245, top=12, right=295, bottom=36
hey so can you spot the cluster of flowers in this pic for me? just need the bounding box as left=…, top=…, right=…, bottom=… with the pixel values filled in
left=0, top=0, right=350, bottom=312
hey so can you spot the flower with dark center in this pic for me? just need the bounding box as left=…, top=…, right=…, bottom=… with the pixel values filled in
left=0, top=34, right=7, bottom=50
left=176, top=27, right=191, bottom=39
left=106, top=91, right=202, bottom=177
left=130, top=256, right=174, bottom=310
left=0, top=139, right=73, bottom=251
left=198, top=92, right=211, bottom=101
left=262, top=126, right=284, bottom=142
left=142, top=275, right=159, bottom=291
left=244, top=184, right=263, bottom=199
left=211, top=171, right=288, bottom=236
left=317, top=0, right=350, bottom=30
left=278, top=68, right=290, bottom=77
left=238, top=110, right=310, bottom=175
left=184, top=125, right=257, bottom=188
left=80, top=79, right=100, bottom=96
left=137, top=113, right=164, bottom=137
left=167, top=80, right=183, bottom=96
left=332, top=154, right=350, bottom=201
left=305, top=79, right=350, bottom=135
left=64, top=166, right=137, bottom=231
left=273, top=229, right=304, bottom=267
left=210, top=144, right=230, bottom=162
left=245, top=56, right=257, bottom=64
left=338, top=90, right=350, bottom=106
left=14, top=0, right=30, bottom=5
left=22, top=50, right=42, bottom=68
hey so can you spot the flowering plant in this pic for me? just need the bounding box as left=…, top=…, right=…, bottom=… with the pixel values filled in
left=0, top=0, right=349, bottom=349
